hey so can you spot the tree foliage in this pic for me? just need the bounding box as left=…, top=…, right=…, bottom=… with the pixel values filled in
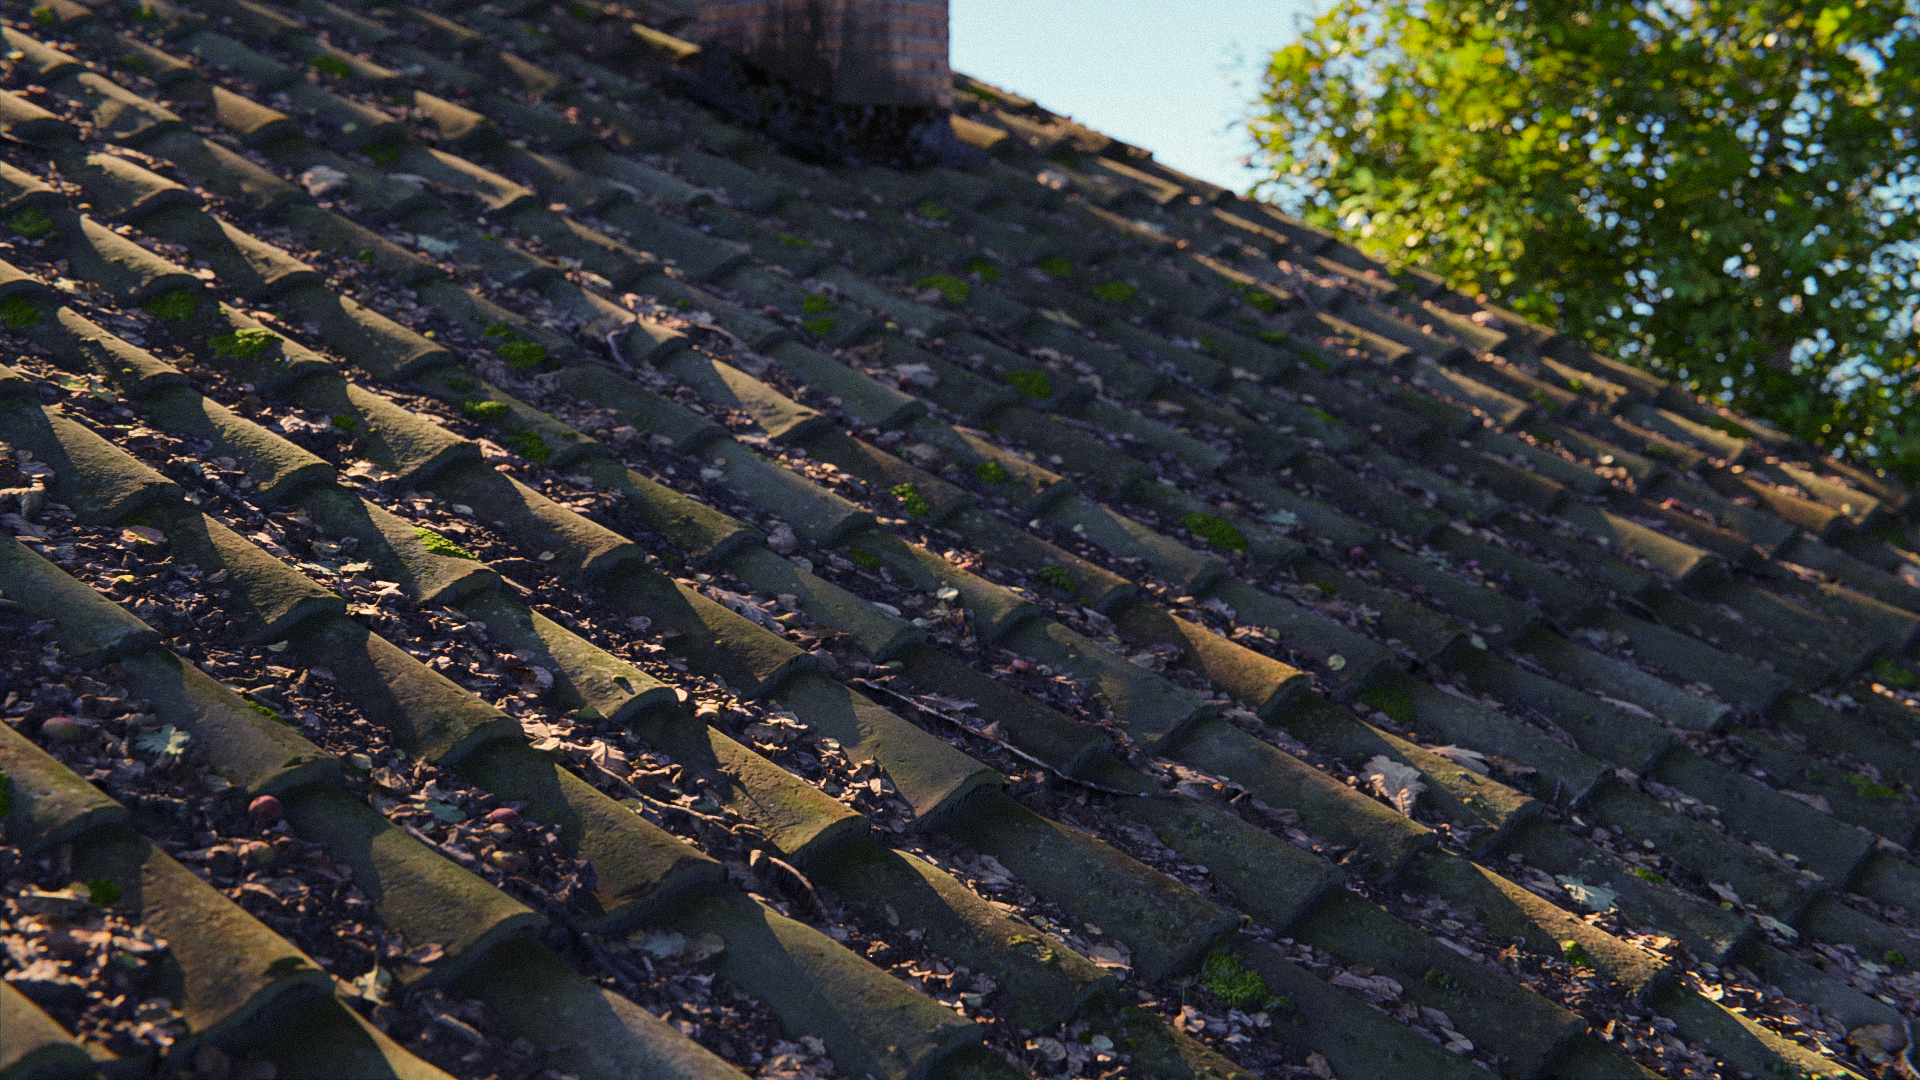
left=1251, top=0, right=1920, bottom=475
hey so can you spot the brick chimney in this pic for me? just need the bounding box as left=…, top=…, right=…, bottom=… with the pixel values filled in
left=684, top=0, right=980, bottom=167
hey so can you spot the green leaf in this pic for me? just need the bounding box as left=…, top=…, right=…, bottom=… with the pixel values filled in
left=1037, top=565, right=1076, bottom=592
left=1555, top=875, right=1619, bottom=912
left=1091, top=280, right=1138, bottom=304
left=800, top=316, right=836, bottom=338
left=800, top=293, right=834, bottom=315
left=1037, top=256, right=1074, bottom=279
left=132, top=725, right=191, bottom=759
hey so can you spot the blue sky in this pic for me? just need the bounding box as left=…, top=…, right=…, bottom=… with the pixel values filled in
left=950, top=1, right=1321, bottom=195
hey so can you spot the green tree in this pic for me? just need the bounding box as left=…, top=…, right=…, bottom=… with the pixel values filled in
left=1251, top=0, right=1920, bottom=475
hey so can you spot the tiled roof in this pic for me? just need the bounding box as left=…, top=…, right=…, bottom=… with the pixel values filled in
left=0, top=2, right=1917, bottom=1078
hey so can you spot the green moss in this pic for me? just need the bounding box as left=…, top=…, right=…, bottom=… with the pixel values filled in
left=309, top=53, right=353, bottom=78
left=974, top=460, right=1008, bottom=484
left=1092, top=280, right=1138, bottom=304
left=414, top=526, right=477, bottom=560
left=142, top=290, right=199, bottom=322
left=119, top=52, right=150, bottom=72
left=1874, top=657, right=1917, bottom=689
left=1888, top=950, right=1908, bottom=968
left=1256, top=329, right=1291, bottom=346
left=0, top=771, right=10, bottom=816
left=462, top=400, right=510, bottom=422
left=1359, top=686, right=1413, bottom=725
left=1008, top=934, right=1056, bottom=964
left=1848, top=774, right=1898, bottom=799
left=1006, top=369, right=1053, bottom=400
left=1311, top=581, right=1337, bottom=597
left=1424, top=967, right=1458, bottom=990
left=331, top=415, right=358, bottom=431
left=1199, top=949, right=1276, bottom=1010
left=801, top=316, right=836, bottom=338
left=446, top=377, right=479, bottom=392
left=1565, top=376, right=1587, bottom=393
left=1702, top=415, right=1753, bottom=439
left=776, top=231, right=812, bottom=248
left=1037, top=565, right=1075, bottom=593
left=1243, top=290, right=1280, bottom=313
left=800, top=292, right=834, bottom=315
left=483, top=322, right=516, bottom=339
left=504, top=430, right=552, bottom=463
left=1561, top=940, right=1593, bottom=968
left=209, top=328, right=281, bottom=359
left=916, top=198, right=953, bottom=220
left=890, top=482, right=932, bottom=518
left=849, top=549, right=881, bottom=571
left=31, top=4, right=56, bottom=24
left=86, top=878, right=122, bottom=907
left=1642, top=441, right=1679, bottom=463
left=365, top=143, right=404, bottom=167
left=248, top=700, right=282, bottom=722
left=1181, top=512, right=1246, bottom=552
left=915, top=274, right=971, bottom=303
left=0, top=296, right=41, bottom=330
left=963, top=258, right=1001, bottom=282
left=9, top=208, right=55, bottom=238
left=1631, top=867, right=1668, bottom=885
left=496, top=339, right=547, bottom=369
left=357, top=247, right=376, bottom=264
left=1047, top=148, right=1082, bottom=170
left=1037, top=255, right=1074, bottom=279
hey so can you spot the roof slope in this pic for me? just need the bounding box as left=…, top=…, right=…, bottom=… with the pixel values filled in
left=0, top=2, right=1916, bottom=1079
